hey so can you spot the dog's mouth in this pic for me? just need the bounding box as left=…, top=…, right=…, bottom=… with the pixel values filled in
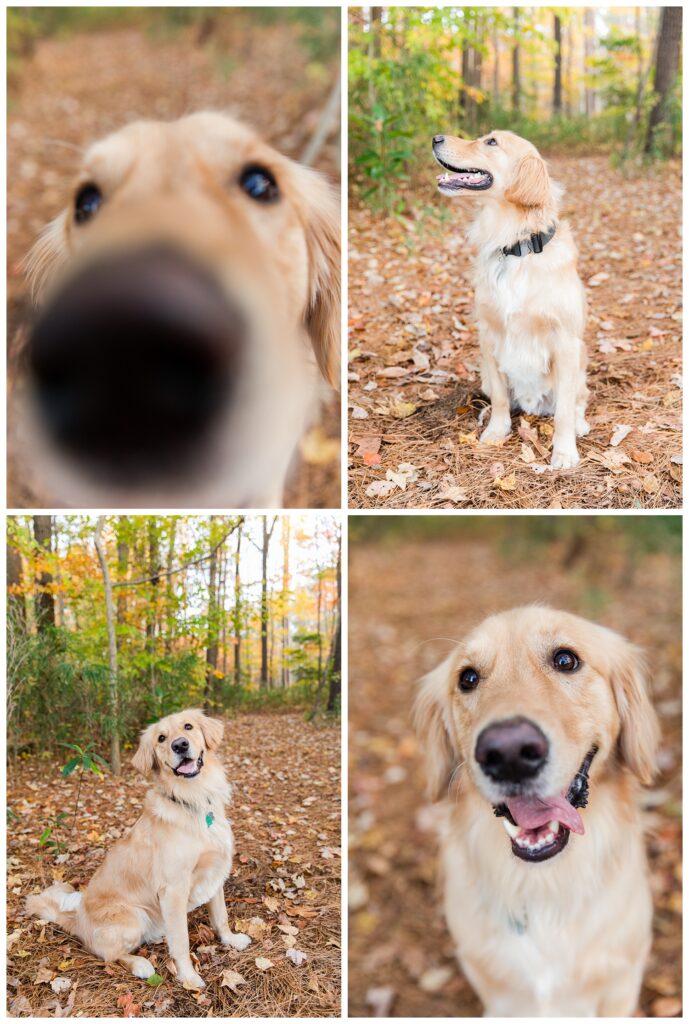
left=493, top=746, right=598, bottom=863
left=434, top=154, right=494, bottom=193
left=171, top=751, right=204, bottom=779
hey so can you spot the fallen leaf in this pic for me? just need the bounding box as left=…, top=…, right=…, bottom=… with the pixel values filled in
left=388, top=400, right=417, bottom=419
left=116, top=992, right=141, bottom=1017
left=366, top=985, right=395, bottom=1017
left=300, top=427, right=340, bottom=465
left=631, top=449, right=653, bottom=464
left=365, top=480, right=395, bottom=499
left=350, top=405, right=369, bottom=420
left=220, top=968, right=247, bottom=993
left=642, top=473, right=660, bottom=494
left=494, top=472, right=517, bottom=492
left=610, top=424, right=632, bottom=447
left=651, top=996, right=682, bottom=1017
left=49, top=978, right=71, bottom=995
left=286, top=948, right=308, bottom=966
left=255, top=957, right=274, bottom=971
left=587, top=271, right=610, bottom=287
left=386, top=463, right=419, bottom=490
left=418, top=965, right=454, bottom=993
left=520, top=443, right=536, bottom=464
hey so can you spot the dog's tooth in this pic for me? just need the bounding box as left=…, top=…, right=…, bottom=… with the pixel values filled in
left=502, top=818, right=520, bottom=839
left=549, top=820, right=560, bottom=834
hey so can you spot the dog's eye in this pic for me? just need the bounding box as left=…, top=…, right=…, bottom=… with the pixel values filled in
left=74, top=183, right=103, bottom=224
left=553, top=649, right=580, bottom=672
left=459, top=667, right=480, bottom=692
left=484, top=137, right=498, bottom=146
left=158, top=734, right=165, bottom=743
left=239, top=165, right=279, bottom=203
left=184, top=723, right=193, bottom=731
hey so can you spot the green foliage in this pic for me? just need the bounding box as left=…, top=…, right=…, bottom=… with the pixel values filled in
left=38, top=811, right=69, bottom=856
left=223, top=678, right=318, bottom=714
left=61, top=742, right=109, bottom=778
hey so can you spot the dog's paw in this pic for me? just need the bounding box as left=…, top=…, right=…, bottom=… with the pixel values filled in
left=131, top=957, right=156, bottom=980
left=222, top=931, right=252, bottom=951
left=551, top=446, right=580, bottom=470
left=575, top=418, right=591, bottom=437
left=479, top=420, right=511, bottom=445
left=179, top=970, right=206, bottom=990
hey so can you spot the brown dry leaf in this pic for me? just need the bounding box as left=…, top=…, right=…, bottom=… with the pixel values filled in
left=609, top=424, right=632, bottom=447
left=494, top=472, right=517, bottom=492
left=588, top=448, right=631, bottom=474
left=631, top=449, right=653, bottom=464
left=388, top=400, right=417, bottom=419
left=518, top=418, right=549, bottom=457
left=651, top=996, right=682, bottom=1017
left=459, top=431, right=478, bottom=445
left=262, top=896, right=280, bottom=914
left=220, top=968, right=247, bottom=993
left=116, top=993, right=141, bottom=1017
left=642, top=473, right=660, bottom=494
left=520, top=443, right=536, bottom=464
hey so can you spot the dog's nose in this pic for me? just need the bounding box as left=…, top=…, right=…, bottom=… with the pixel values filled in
left=475, top=717, right=548, bottom=783
left=433, top=135, right=445, bottom=146
left=28, top=246, right=244, bottom=483
left=171, top=738, right=190, bottom=756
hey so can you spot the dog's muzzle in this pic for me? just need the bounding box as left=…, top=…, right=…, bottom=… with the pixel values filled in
left=28, top=246, right=244, bottom=483
left=171, top=748, right=204, bottom=779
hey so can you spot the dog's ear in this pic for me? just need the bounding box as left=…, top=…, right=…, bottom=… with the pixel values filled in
left=609, top=636, right=659, bottom=785
left=505, top=153, right=551, bottom=209
left=132, top=724, right=158, bottom=776
left=199, top=714, right=224, bottom=752
left=413, top=654, right=460, bottom=801
left=298, top=167, right=340, bottom=390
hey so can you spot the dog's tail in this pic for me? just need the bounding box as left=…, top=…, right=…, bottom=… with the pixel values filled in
left=26, top=881, right=82, bottom=935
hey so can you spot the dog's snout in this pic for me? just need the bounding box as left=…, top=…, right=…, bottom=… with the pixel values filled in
left=28, top=247, right=244, bottom=482
left=475, top=716, right=548, bottom=784
left=171, top=738, right=190, bottom=756
left=433, top=134, right=445, bottom=146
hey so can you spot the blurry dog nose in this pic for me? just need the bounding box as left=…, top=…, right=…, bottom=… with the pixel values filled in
left=28, top=246, right=244, bottom=482
left=433, top=135, right=445, bottom=146
left=171, top=738, right=190, bottom=756
left=475, top=717, right=549, bottom=783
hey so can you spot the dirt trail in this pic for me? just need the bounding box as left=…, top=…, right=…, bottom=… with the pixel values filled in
left=348, top=155, right=681, bottom=509
left=8, top=712, right=341, bottom=1018
left=8, top=24, right=340, bottom=508
left=348, top=533, right=681, bottom=1016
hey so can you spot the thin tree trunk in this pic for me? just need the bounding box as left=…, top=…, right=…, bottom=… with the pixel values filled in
left=512, top=7, right=521, bottom=113
left=7, top=538, right=26, bottom=631
left=645, top=6, right=682, bottom=155
left=260, top=517, right=277, bottom=690
left=146, top=520, right=160, bottom=693
left=234, top=523, right=243, bottom=685
left=164, top=519, right=176, bottom=656
left=326, top=533, right=342, bottom=713
left=281, top=518, right=290, bottom=688
left=205, top=517, right=220, bottom=710
left=33, top=515, right=55, bottom=631
left=584, top=8, right=595, bottom=116
left=116, top=516, right=129, bottom=629
left=553, top=14, right=563, bottom=114
left=94, top=518, right=121, bottom=776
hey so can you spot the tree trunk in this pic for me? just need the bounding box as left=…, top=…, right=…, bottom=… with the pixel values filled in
left=116, top=516, right=129, bottom=628
left=512, top=7, right=521, bottom=113
left=260, top=517, right=277, bottom=690
left=553, top=14, right=562, bottom=114
left=205, top=517, right=220, bottom=710
left=645, top=6, right=682, bottom=155
left=94, top=518, right=121, bottom=775
left=281, top=518, right=290, bottom=688
left=164, top=519, right=176, bottom=656
left=7, top=538, right=26, bottom=631
left=326, top=533, right=342, bottom=713
left=492, top=21, right=500, bottom=104
left=33, top=515, right=55, bottom=631
left=234, top=523, right=243, bottom=685
left=145, top=520, right=160, bottom=693
left=584, top=8, right=595, bottom=116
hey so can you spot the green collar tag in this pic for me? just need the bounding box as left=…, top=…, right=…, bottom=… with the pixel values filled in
left=206, top=811, right=214, bottom=828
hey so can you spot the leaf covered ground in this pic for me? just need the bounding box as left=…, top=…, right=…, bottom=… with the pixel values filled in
left=348, top=526, right=681, bottom=1016
left=348, top=156, right=682, bottom=509
left=8, top=713, right=341, bottom=1018
left=8, top=19, right=340, bottom=508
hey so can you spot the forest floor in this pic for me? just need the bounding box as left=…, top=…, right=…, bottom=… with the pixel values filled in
left=348, top=155, right=682, bottom=509
left=8, top=712, right=341, bottom=1018
left=348, top=532, right=682, bottom=1017
left=7, top=22, right=340, bottom=508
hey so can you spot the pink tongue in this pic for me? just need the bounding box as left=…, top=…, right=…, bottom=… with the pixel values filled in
left=176, top=759, right=197, bottom=775
left=506, top=794, right=585, bottom=835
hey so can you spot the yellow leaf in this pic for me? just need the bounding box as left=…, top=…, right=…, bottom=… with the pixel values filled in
left=300, top=427, right=340, bottom=466
left=495, top=473, right=517, bottom=491
left=520, top=444, right=536, bottom=464
left=388, top=400, right=417, bottom=419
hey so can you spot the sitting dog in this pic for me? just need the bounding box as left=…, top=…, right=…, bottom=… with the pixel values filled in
left=26, top=709, right=250, bottom=988
left=13, top=112, right=340, bottom=507
left=414, top=606, right=658, bottom=1015
left=433, top=129, right=588, bottom=469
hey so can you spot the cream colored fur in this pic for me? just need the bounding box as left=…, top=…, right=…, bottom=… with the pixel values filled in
left=26, top=709, right=250, bottom=988
left=434, top=130, right=588, bottom=469
left=414, top=606, right=659, bottom=1016
left=16, top=112, right=340, bottom=508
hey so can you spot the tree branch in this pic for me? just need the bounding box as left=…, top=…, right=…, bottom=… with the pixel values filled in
left=111, top=517, right=244, bottom=588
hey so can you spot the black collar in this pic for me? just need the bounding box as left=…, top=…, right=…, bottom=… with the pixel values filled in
left=501, top=224, right=556, bottom=258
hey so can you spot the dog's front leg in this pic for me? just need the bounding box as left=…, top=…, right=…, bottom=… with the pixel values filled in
left=159, top=883, right=205, bottom=989
left=207, top=884, right=251, bottom=951
left=551, top=342, right=581, bottom=469
left=478, top=344, right=512, bottom=444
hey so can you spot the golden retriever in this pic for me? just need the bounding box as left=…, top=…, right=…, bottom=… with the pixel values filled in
left=13, top=112, right=340, bottom=507
left=414, top=606, right=659, bottom=1016
left=432, top=130, right=588, bottom=469
left=26, top=709, right=250, bottom=988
